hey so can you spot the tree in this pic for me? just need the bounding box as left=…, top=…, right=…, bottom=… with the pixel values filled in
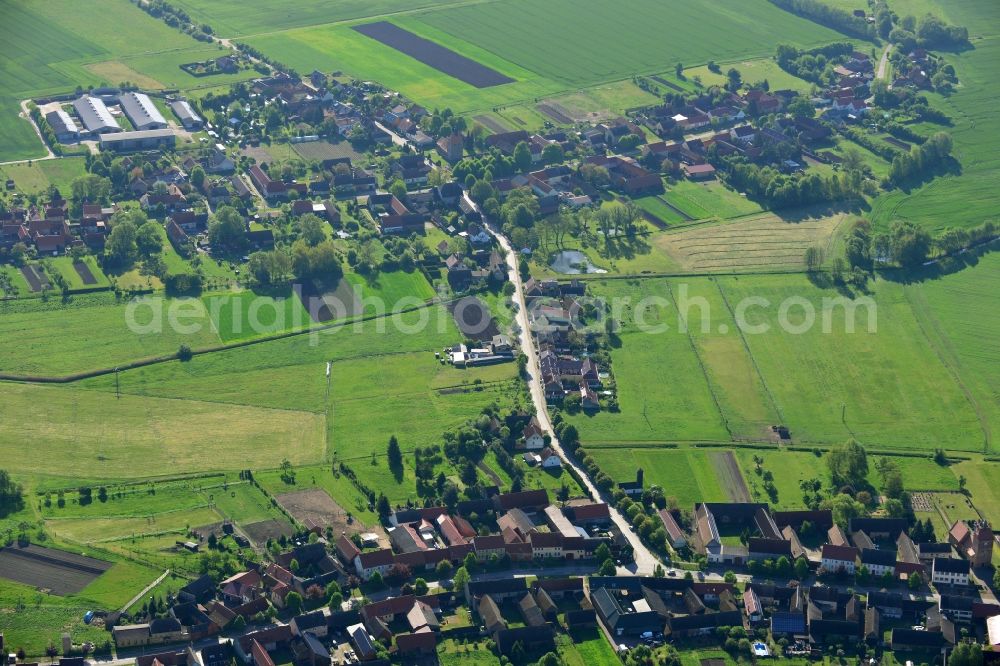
left=804, top=246, right=824, bottom=271
left=285, top=591, right=303, bottom=615
left=823, top=493, right=867, bottom=529
left=787, top=96, right=815, bottom=119
left=724, top=571, right=737, bottom=584
left=413, top=578, right=428, bottom=595
left=369, top=571, right=384, bottom=587
left=297, top=214, right=326, bottom=246
left=826, top=439, right=868, bottom=487
left=376, top=493, right=391, bottom=518
left=190, top=166, right=206, bottom=189
left=889, top=220, right=932, bottom=268
left=387, top=435, right=402, bottom=471
left=908, top=572, right=922, bottom=590
left=794, top=557, right=810, bottom=580
left=949, top=642, right=983, bottom=666
left=135, top=221, right=164, bottom=257
left=105, top=220, right=138, bottom=266
left=0, top=470, right=25, bottom=517
left=389, top=179, right=408, bottom=200
left=598, top=558, right=617, bottom=575
left=436, top=560, right=453, bottom=578
left=541, top=143, right=564, bottom=164
left=453, top=565, right=470, bottom=591
left=512, top=141, right=533, bottom=173
left=726, top=68, right=743, bottom=92
left=208, top=206, right=248, bottom=253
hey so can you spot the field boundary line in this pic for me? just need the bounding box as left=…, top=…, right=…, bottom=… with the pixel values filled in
left=712, top=278, right=785, bottom=425
left=120, top=569, right=170, bottom=614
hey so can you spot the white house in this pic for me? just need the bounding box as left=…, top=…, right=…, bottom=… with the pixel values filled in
left=540, top=448, right=562, bottom=469
left=522, top=417, right=545, bottom=450
left=821, top=545, right=858, bottom=575
left=932, top=557, right=970, bottom=586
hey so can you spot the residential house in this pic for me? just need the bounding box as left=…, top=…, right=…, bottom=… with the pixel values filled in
left=932, top=557, right=970, bottom=586
left=821, top=545, right=858, bottom=575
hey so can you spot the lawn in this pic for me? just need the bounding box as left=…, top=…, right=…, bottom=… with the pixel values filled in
left=0, top=292, right=222, bottom=377
left=666, top=180, right=765, bottom=220
left=718, top=274, right=985, bottom=450
left=203, top=288, right=312, bottom=341
left=328, top=352, right=522, bottom=460
left=902, top=251, right=1000, bottom=451
left=557, top=630, right=618, bottom=666
left=0, top=381, right=326, bottom=480
left=586, top=448, right=728, bottom=509
left=0, top=157, right=88, bottom=195
left=343, top=268, right=437, bottom=311
left=0, top=578, right=110, bottom=658
left=685, top=57, right=813, bottom=93
left=45, top=256, right=111, bottom=291
left=564, top=278, right=730, bottom=443
left=953, top=459, right=1000, bottom=527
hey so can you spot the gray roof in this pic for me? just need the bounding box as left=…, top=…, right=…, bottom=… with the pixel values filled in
left=74, top=96, right=119, bottom=133
left=171, top=99, right=202, bottom=124
left=119, top=92, right=167, bottom=129
left=99, top=129, right=174, bottom=144
left=46, top=109, right=79, bottom=135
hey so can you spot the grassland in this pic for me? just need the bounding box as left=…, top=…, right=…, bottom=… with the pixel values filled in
left=0, top=158, right=88, bottom=195
left=666, top=181, right=766, bottom=220
left=245, top=0, right=843, bottom=118
left=0, top=293, right=222, bottom=376
left=566, top=270, right=989, bottom=451
left=868, top=0, right=1000, bottom=233
left=0, top=381, right=325, bottom=480
left=654, top=211, right=849, bottom=273
left=685, top=58, right=813, bottom=93
left=720, top=274, right=984, bottom=450
left=585, top=448, right=729, bottom=508
left=0, top=0, right=267, bottom=160
left=0, top=578, right=110, bottom=658
left=902, top=251, right=1000, bottom=449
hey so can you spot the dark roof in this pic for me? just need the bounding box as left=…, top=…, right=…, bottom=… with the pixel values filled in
left=861, top=548, right=897, bottom=567
left=849, top=517, right=907, bottom=535
left=934, top=557, right=971, bottom=574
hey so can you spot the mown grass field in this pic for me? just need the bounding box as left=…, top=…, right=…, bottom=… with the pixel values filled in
left=719, top=274, right=984, bottom=450
left=685, top=58, right=814, bottom=93
left=585, top=448, right=729, bottom=508
left=666, top=181, right=766, bottom=220
left=0, top=578, right=110, bottom=658
left=0, top=293, right=222, bottom=376
left=245, top=0, right=843, bottom=117
left=568, top=270, right=989, bottom=451
left=655, top=211, right=848, bottom=273
left=0, top=158, right=88, bottom=195
left=902, top=251, right=1000, bottom=450
left=0, top=381, right=326, bottom=480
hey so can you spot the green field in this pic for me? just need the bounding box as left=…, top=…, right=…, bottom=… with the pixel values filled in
left=0, top=381, right=326, bottom=480
left=0, top=293, right=221, bottom=377
left=902, top=251, right=1000, bottom=448
left=869, top=0, right=1000, bottom=233
left=567, top=270, right=989, bottom=451
left=245, top=0, right=844, bottom=117
left=720, top=274, right=984, bottom=450
left=666, top=181, right=766, bottom=220
left=0, top=0, right=266, bottom=160
left=0, top=578, right=111, bottom=658
left=685, top=57, right=814, bottom=93
left=586, top=448, right=729, bottom=509
left=0, top=158, right=88, bottom=195
left=204, top=289, right=312, bottom=341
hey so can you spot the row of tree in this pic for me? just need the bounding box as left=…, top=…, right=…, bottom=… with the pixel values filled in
left=887, top=131, right=954, bottom=186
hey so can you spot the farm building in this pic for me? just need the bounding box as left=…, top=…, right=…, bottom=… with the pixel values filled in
left=171, top=99, right=203, bottom=130
left=120, top=92, right=168, bottom=130
left=46, top=109, right=80, bottom=142
left=73, top=95, right=119, bottom=134
left=100, top=129, right=176, bottom=152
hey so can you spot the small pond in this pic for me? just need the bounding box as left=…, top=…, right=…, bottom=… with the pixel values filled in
left=549, top=250, right=607, bottom=274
